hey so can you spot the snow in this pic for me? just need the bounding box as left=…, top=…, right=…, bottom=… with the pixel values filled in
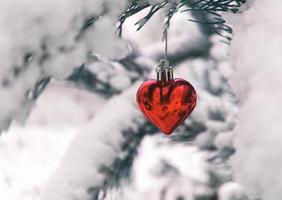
left=0, top=0, right=129, bottom=131
left=87, top=60, right=132, bottom=92
left=214, top=132, right=234, bottom=151
left=41, top=84, right=143, bottom=200
left=0, top=127, right=75, bottom=200
left=0, top=81, right=106, bottom=200
left=226, top=0, right=282, bottom=199
left=109, top=135, right=211, bottom=200
left=85, top=17, right=129, bottom=60
left=218, top=182, right=246, bottom=200
left=109, top=74, right=131, bottom=91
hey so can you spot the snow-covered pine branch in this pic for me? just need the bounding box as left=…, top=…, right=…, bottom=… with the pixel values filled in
left=0, top=0, right=245, bottom=134
left=39, top=11, right=242, bottom=199
left=40, top=82, right=146, bottom=200
left=0, top=1, right=247, bottom=200
left=0, top=0, right=129, bottom=132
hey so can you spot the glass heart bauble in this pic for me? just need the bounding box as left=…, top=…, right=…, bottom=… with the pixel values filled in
left=136, top=78, right=197, bottom=135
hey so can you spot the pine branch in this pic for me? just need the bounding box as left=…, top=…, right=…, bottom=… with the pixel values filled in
left=117, top=2, right=150, bottom=37
left=135, top=2, right=168, bottom=31
left=118, top=0, right=245, bottom=40
left=67, top=55, right=149, bottom=97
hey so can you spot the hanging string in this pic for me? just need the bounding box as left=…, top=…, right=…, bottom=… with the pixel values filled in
left=162, top=26, right=168, bottom=61
left=156, top=25, right=173, bottom=81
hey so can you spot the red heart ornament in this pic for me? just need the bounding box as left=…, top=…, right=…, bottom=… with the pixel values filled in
left=136, top=78, right=197, bottom=135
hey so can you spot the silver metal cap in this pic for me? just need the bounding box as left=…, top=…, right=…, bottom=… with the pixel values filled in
left=156, top=59, right=173, bottom=82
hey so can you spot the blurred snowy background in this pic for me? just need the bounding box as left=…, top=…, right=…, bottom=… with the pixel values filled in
left=1, top=0, right=281, bottom=200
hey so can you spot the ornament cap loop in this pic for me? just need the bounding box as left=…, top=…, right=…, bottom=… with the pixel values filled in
left=156, top=59, right=173, bottom=82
